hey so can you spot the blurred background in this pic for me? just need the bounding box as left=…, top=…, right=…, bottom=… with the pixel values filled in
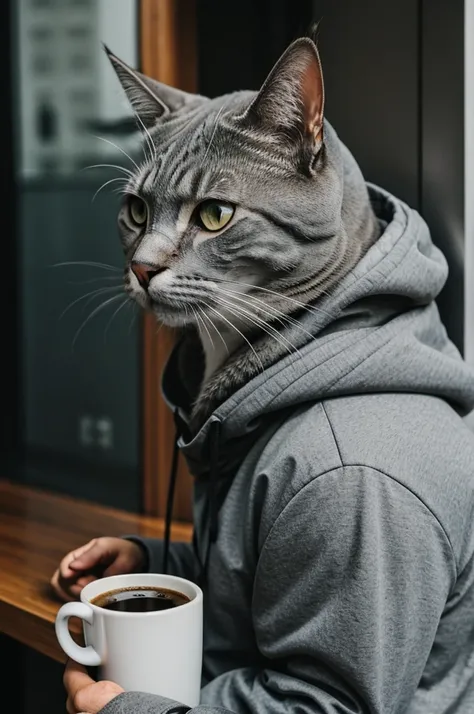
left=3, top=0, right=472, bottom=515
left=6, top=0, right=142, bottom=509
left=0, top=0, right=472, bottom=711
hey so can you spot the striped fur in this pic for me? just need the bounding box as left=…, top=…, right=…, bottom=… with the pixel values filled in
left=108, top=38, right=380, bottom=424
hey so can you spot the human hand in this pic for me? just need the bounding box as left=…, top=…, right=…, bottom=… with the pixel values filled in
left=64, top=658, right=124, bottom=714
left=51, top=537, right=147, bottom=602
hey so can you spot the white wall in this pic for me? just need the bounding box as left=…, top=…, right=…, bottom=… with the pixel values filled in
left=15, top=0, right=138, bottom=175
left=97, top=0, right=138, bottom=123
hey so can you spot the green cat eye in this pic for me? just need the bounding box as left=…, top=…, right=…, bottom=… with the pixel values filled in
left=198, top=201, right=234, bottom=232
left=129, top=197, right=148, bottom=226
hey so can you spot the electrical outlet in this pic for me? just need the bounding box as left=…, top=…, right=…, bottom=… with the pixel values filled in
left=96, top=416, right=114, bottom=450
left=78, top=415, right=94, bottom=447
left=78, top=415, right=114, bottom=450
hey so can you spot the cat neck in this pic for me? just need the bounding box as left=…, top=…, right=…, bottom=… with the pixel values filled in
left=198, top=322, right=246, bottom=383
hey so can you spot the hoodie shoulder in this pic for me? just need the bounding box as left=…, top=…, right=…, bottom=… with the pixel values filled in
left=253, top=392, right=474, bottom=573
left=318, top=392, right=474, bottom=572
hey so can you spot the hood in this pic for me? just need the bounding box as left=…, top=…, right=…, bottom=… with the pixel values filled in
left=162, top=184, right=474, bottom=477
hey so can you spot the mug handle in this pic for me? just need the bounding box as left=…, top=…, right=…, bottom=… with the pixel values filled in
left=55, top=602, right=102, bottom=666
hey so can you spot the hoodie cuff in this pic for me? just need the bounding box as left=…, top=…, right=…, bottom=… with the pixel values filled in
left=98, top=690, right=189, bottom=714
left=122, top=535, right=164, bottom=574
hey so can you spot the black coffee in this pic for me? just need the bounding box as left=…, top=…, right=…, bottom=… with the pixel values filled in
left=91, top=586, right=190, bottom=612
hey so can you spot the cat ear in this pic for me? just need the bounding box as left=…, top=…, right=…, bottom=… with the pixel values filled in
left=104, top=45, right=199, bottom=127
left=243, top=37, right=324, bottom=150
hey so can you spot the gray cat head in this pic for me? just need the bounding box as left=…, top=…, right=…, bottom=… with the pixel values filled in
left=107, top=39, right=352, bottom=330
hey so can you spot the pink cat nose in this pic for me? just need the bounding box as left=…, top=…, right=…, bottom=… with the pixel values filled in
left=131, top=262, right=162, bottom=289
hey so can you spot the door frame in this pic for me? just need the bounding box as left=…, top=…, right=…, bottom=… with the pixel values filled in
left=139, top=0, right=196, bottom=520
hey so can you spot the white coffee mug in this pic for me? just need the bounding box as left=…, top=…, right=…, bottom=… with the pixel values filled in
left=55, top=573, right=203, bottom=707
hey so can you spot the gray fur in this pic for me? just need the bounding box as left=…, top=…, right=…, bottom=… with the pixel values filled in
left=108, top=38, right=380, bottom=425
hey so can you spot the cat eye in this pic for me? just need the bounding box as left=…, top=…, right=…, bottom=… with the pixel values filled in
left=198, top=200, right=234, bottom=232
left=129, top=197, right=148, bottom=226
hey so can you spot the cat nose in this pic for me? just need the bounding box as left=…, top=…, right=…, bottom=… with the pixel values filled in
left=131, top=262, right=163, bottom=289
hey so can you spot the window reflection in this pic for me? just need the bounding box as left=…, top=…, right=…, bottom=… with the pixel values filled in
left=13, top=0, right=141, bottom=511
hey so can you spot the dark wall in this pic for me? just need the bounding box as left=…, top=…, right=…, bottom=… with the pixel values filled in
left=1, top=0, right=20, bottom=468
left=18, top=181, right=141, bottom=511
left=197, top=0, right=466, bottom=353
left=197, top=0, right=314, bottom=96
left=420, top=0, right=465, bottom=353
left=312, top=0, right=420, bottom=208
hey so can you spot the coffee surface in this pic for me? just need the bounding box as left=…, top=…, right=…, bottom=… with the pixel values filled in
left=91, top=586, right=190, bottom=612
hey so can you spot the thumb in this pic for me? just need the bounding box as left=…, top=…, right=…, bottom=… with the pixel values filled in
left=64, top=658, right=95, bottom=697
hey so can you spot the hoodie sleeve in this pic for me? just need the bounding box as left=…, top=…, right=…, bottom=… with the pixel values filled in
left=101, top=465, right=455, bottom=714
left=124, top=536, right=198, bottom=582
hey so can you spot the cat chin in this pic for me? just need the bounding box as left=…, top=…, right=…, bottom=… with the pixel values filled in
left=150, top=306, right=196, bottom=329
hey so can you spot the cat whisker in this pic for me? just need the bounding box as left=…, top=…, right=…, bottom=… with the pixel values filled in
left=92, top=135, right=140, bottom=172
left=92, top=177, right=129, bottom=202
left=127, top=302, right=138, bottom=335
left=103, top=295, right=132, bottom=343
left=237, top=280, right=331, bottom=315
left=51, top=261, right=122, bottom=272
left=72, top=293, right=125, bottom=350
left=214, top=296, right=301, bottom=359
left=217, top=287, right=314, bottom=340
left=116, top=186, right=142, bottom=199
left=60, top=285, right=123, bottom=320
left=215, top=277, right=334, bottom=319
left=154, top=319, right=165, bottom=337
left=200, top=307, right=229, bottom=355
left=190, top=304, right=202, bottom=329
left=82, top=163, right=134, bottom=178
left=68, top=275, right=123, bottom=285
left=81, top=287, right=123, bottom=312
left=134, top=112, right=157, bottom=163
left=192, top=306, right=214, bottom=350
left=199, top=312, right=217, bottom=352
left=204, top=302, right=265, bottom=373
left=202, top=101, right=229, bottom=165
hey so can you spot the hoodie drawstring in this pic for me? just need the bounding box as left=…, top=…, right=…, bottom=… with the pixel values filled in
left=209, top=420, right=221, bottom=544
left=162, top=408, right=181, bottom=574
left=162, top=413, right=221, bottom=583
left=197, top=419, right=221, bottom=586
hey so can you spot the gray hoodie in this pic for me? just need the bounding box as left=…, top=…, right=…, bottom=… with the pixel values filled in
left=103, top=185, right=474, bottom=714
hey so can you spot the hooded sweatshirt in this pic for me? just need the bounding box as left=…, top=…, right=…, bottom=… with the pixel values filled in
left=101, top=185, right=474, bottom=714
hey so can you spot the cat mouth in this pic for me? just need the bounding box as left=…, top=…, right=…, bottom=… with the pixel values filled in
left=129, top=281, right=220, bottom=327
left=145, top=294, right=199, bottom=327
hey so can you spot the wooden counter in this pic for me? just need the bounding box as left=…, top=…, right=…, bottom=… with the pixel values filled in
left=0, top=479, right=192, bottom=663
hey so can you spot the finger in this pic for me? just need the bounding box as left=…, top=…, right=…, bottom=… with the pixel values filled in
left=67, top=579, right=96, bottom=598
left=64, top=659, right=95, bottom=700
left=76, top=574, right=98, bottom=588
left=66, top=697, right=79, bottom=714
left=75, top=680, right=125, bottom=714
left=56, top=564, right=96, bottom=601
left=51, top=569, right=78, bottom=602
left=69, top=540, right=114, bottom=573
left=66, top=698, right=89, bottom=714
left=61, top=540, right=98, bottom=578
left=59, top=574, right=98, bottom=599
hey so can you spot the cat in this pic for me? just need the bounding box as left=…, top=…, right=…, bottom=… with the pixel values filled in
left=106, top=37, right=381, bottom=426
